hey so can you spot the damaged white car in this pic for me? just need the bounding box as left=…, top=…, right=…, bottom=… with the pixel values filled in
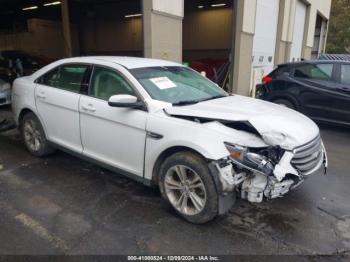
left=12, top=57, right=327, bottom=224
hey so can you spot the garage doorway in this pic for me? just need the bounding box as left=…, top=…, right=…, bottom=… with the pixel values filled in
left=312, top=14, right=328, bottom=59
left=183, top=0, right=233, bottom=89
left=75, top=0, right=143, bottom=57
left=290, top=0, right=307, bottom=62
left=251, top=0, right=280, bottom=94
left=0, top=0, right=143, bottom=60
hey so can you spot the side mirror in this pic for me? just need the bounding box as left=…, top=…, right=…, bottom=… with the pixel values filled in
left=108, top=95, right=145, bottom=110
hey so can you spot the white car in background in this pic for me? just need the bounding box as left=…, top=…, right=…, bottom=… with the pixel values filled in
left=12, top=57, right=327, bottom=224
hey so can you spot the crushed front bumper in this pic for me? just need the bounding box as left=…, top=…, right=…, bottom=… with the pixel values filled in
left=212, top=141, right=327, bottom=205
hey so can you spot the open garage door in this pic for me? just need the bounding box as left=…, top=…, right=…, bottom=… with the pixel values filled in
left=0, top=0, right=143, bottom=61
left=290, top=0, right=307, bottom=62
left=183, top=1, right=233, bottom=87
left=77, top=0, right=143, bottom=57
left=251, top=0, right=279, bottom=94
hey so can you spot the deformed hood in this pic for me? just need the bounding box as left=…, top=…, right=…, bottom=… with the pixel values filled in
left=165, top=95, right=319, bottom=149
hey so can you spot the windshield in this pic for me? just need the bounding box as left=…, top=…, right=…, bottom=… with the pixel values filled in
left=130, top=66, right=227, bottom=105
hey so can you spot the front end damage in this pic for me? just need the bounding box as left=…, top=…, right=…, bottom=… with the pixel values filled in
left=164, top=98, right=328, bottom=214
left=209, top=136, right=327, bottom=215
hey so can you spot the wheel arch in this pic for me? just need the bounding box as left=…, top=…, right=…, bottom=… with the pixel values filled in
left=17, top=108, right=47, bottom=136
left=150, top=146, right=209, bottom=186
left=18, top=108, right=36, bottom=127
left=270, top=94, right=300, bottom=110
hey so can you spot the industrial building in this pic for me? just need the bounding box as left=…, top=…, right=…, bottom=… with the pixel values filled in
left=0, top=0, right=332, bottom=95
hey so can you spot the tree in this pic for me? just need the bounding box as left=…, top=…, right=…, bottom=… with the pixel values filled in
left=326, top=0, right=350, bottom=53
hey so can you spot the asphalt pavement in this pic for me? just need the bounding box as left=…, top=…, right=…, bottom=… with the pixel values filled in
left=0, top=105, right=349, bottom=256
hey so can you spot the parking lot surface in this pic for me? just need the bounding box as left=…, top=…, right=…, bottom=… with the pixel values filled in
left=0, top=105, right=350, bottom=256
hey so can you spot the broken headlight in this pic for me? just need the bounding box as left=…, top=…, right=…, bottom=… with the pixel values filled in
left=224, top=143, right=274, bottom=176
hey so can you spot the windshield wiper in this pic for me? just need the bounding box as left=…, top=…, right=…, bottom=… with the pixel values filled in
left=172, top=95, right=226, bottom=106
left=172, top=100, right=200, bottom=106
left=198, top=95, right=226, bottom=103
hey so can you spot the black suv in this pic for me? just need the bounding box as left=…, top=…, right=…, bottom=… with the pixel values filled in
left=256, top=60, right=350, bottom=126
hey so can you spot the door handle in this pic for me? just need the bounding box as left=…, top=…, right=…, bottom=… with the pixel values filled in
left=82, top=104, right=96, bottom=112
left=36, top=92, right=46, bottom=99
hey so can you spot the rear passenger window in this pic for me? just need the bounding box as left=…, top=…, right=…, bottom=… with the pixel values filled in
left=294, top=64, right=333, bottom=80
left=340, top=65, right=350, bottom=85
left=58, top=65, right=88, bottom=92
left=39, top=64, right=89, bottom=93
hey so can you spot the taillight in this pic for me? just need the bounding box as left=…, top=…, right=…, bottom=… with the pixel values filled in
left=255, top=84, right=266, bottom=98
left=262, top=76, right=273, bottom=84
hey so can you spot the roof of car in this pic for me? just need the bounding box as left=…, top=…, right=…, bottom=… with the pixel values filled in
left=57, top=56, right=182, bottom=69
left=278, top=59, right=350, bottom=67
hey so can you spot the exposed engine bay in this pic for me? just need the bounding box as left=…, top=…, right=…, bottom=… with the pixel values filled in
left=214, top=157, right=301, bottom=204
left=213, top=137, right=327, bottom=206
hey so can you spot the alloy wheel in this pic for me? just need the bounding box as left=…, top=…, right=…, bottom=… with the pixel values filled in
left=164, top=165, right=207, bottom=216
left=23, top=120, right=42, bottom=152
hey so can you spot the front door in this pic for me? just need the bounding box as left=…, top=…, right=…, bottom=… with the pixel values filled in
left=35, top=64, right=89, bottom=153
left=332, top=63, right=350, bottom=123
left=79, top=65, right=147, bottom=177
left=293, top=63, right=337, bottom=121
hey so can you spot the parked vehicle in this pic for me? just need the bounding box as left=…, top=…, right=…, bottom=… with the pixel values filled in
left=0, top=78, right=11, bottom=106
left=256, top=60, right=350, bottom=126
left=0, top=50, right=53, bottom=106
left=0, top=66, right=16, bottom=84
left=12, top=57, right=327, bottom=223
left=0, top=50, right=46, bottom=78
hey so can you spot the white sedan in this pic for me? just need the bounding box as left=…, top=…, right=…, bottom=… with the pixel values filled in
left=11, top=57, right=327, bottom=224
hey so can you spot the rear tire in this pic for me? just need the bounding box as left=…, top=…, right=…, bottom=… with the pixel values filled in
left=20, top=113, right=55, bottom=157
left=159, top=151, right=218, bottom=224
left=273, top=99, right=295, bottom=110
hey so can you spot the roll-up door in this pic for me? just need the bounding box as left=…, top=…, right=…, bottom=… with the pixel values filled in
left=290, top=0, right=307, bottom=62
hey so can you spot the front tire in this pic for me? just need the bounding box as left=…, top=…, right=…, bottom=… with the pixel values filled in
left=159, top=151, right=218, bottom=224
left=20, top=113, right=55, bottom=157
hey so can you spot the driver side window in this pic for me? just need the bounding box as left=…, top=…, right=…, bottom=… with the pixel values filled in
left=89, top=66, right=135, bottom=101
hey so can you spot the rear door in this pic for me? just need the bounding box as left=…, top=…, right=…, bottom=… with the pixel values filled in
left=332, top=63, right=350, bottom=123
left=293, top=63, right=337, bottom=120
left=35, top=64, right=90, bottom=153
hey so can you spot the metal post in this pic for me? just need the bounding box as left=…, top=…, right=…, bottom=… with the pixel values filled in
left=141, top=0, right=145, bottom=58
left=61, top=0, right=73, bottom=57
left=228, top=0, right=238, bottom=93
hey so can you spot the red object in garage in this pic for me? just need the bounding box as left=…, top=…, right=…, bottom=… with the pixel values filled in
left=189, top=59, right=227, bottom=82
